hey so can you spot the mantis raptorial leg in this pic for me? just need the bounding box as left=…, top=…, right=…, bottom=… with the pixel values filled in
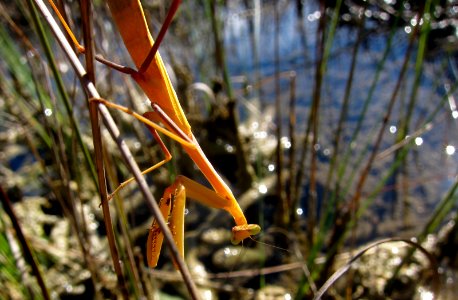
left=148, top=176, right=261, bottom=268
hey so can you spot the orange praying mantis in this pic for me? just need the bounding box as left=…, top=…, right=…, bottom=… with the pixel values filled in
left=48, top=0, right=261, bottom=268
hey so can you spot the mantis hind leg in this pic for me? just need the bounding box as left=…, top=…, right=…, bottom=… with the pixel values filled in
left=107, top=123, right=172, bottom=200
left=88, top=97, right=195, bottom=200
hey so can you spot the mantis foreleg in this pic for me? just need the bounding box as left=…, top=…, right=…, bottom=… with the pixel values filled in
left=147, top=181, right=185, bottom=268
left=147, top=175, right=261, bottom=268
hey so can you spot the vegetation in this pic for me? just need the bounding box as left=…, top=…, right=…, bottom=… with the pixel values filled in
left=0, top=0, right=457, bottom=299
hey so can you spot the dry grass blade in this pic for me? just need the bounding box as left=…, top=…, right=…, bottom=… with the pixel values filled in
left=30, top=0, right=201, bottom=298
left=313, top=238, right=440, bottom=300
left=80, top=0, right=129, bottom=297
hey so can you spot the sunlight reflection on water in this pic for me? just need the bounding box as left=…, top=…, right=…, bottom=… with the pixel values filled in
left=221, top=0, right=458, bottom=239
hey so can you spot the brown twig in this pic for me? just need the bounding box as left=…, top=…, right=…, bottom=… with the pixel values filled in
left=287, top=71, right=297, bottom=219
left=79, top=0, right=129, bottom=298
left=274, top=0, right=287, bottom=226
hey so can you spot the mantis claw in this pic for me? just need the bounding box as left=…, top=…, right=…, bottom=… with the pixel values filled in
left=98, top=193, right=114, bottom=208
left=231, top=224, right=261, bottom=245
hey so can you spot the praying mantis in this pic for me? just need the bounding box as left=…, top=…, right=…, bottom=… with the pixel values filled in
left=49, top=0, right=261, bottom=268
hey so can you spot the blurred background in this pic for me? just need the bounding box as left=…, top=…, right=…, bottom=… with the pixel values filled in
left=0, top=0, right=457, bottom=299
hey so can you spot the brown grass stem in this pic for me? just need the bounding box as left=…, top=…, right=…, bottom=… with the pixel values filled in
left=320, top=4, right=425, bottom=287
left=307, top=0, right=328, bottom=246
left=79, top=0, right=129, bottom=298
left=287, top=71, right=297, bottom=219
left=313, top=238, right=439, bottom=300
left=323, top=3, right=366, bottom=209
left=274, top=1, right=287, bottom=226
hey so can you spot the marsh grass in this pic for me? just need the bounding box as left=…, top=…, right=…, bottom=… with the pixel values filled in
left=0, top=0, right=457, bottom=299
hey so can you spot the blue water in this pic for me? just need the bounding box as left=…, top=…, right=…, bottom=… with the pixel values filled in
left=216, top=1, right=457, bottom=236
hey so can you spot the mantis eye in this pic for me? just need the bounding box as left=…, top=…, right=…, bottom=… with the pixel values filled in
left=231, top=224, right=261, bottom=245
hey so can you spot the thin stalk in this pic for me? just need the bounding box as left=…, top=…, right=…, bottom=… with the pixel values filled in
left=310, top=13, right=368, bottom=285
left=1, top=215, right=33, bottom=298
left=418, top=172, right=458, bottom=223
left=274, top=0, right=287, bottom=226
left=104, top=148, right=144, bottom=298
left=0, top=24, right=52, bottom=148
left=292, top=5, right=311, bottom=213
left=80, top=0, right=126, bottom=298
left=314, top=238, right=439, bottom=300
left=0, top=186, right=51, bottom=300
left=80, top=0, right=95, bottom=83
left=295, top=2, right=418, bottom=297
left=309, top=0, right=342, bottom=245
left=31, top=0, right=200, bottom=297
left=287, top=71, right=297, bottom=218
left=305, top=0, right=327, bottom=247
left=391, top=0, right=432, bottom=217
left=301, top=75, right=453, bottom=298
left=134, top=249, right=155, bottom=299
left=91, top=101, right=133, bottom=299
left=400, top=0, right=432, bottom=139
left=347, top=4, right=424, bottom=230
left=243, top=0, right=262, bottom=105
left=322, top=3, right=366, bottom=221
left=24, top=0, right=98, bottom=190
left=207, top=0, right=232, bottom=98
left=5, top=6, right=104, bottom=295
left=386, top=175, right=458, bottom=293
left=39, top=51, right=105, bottom=297
left=358, top=79, right=458, bottom=222
left=334, top=4, right=404, bottom=194
left=317, top=7, right=423, bottom=287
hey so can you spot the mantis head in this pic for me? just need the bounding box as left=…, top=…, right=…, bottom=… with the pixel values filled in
left=231, top=224, right=261, bottom=245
